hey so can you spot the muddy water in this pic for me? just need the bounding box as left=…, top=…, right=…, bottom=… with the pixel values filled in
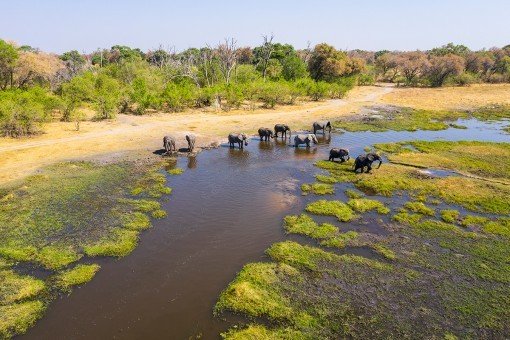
left=23, top=120, right=508, bottom=340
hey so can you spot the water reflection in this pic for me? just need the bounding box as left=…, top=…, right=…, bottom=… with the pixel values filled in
left=187, top=156, right=197, bottom=169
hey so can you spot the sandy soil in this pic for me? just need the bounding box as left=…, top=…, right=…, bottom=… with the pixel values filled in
left=0, top=86, right=393, bottom=185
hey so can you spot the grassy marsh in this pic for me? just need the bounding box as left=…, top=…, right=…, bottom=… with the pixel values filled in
left=0, top=160, right=172, bottom=337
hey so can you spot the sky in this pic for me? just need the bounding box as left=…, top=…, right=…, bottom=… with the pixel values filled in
left=1, top=0, right=509, bottom=54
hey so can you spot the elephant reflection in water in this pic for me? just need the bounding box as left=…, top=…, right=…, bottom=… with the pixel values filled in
left=187, top=156, right=197, bottom=169
left=316, top=134, right=331, bottom=145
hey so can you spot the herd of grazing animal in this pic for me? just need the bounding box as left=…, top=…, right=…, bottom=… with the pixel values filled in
left=163, top=120, right=382, bottom=173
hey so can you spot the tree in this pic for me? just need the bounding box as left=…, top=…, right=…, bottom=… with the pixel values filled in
left=397, top=52, right=429, bottom=85
left=430, top=43, right=470, bottom=56
left=93, top=74, right=121, bottom=119
left=60, top=50, right=87, bottom=76
left=426, top=54, right=465, bottom=87
left=308, top=43, right=364, bottom=82
left=281, top=54, right=308, bottom=81
left=253, top=34, right=275, bottom=80
left=0, top=39, right=19, bottom=89
left=216, top=38, right=237, bottom=84
left=61, top=72, right=94, bottom=121
left=237, top=47, right=253, bottom=64
left=14, top=50, right=64, bottom=89
left=375, top=53, right=399, bottom=81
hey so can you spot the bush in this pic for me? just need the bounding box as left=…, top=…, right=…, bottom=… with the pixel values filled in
left=160, top=80, right=198, bottom=112
left=454, top=72, right=478, bottom=86
left=93, top=74, right=121, bottom=120
left=358, top=73, right=375, bottom=86
left=0, top=87, right=60, bottom=137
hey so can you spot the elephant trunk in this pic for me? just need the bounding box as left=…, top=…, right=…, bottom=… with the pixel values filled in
left=377, top=160, right=382, bottom=168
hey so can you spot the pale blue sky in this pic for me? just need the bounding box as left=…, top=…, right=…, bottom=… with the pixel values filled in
left=1, top=0, right=509, bottom=53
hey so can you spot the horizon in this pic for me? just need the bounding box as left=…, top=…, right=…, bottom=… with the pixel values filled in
left=1, top=0, right=509, bottom=54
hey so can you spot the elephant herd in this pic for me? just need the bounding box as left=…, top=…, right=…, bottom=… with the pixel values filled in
left=162, top=120, right=382, bottom=173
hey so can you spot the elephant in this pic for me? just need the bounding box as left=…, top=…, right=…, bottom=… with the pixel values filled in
left=329, top=148, right=350, bottom=162
left=163, top=135, right=176, bottom=154
left=294, top=134, right=318, bottom=147
left=274, top=124, right=291, bottom=139
left=186, top=134, right=196, bottom=152
left=313, top=121, right=332, bottom=135
left=228, top=133, right=249, bottom=149
left=258, top=127, right=274, bottom=141
left=354, top=153, right=382, bottom=173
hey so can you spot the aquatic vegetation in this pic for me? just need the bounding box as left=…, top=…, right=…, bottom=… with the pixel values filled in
left=314, top=174, right=338, bottom=184
left=301, top=182, right=334, bottom=195
left=376, top=140, right=510, bottom=181
left=403, top=201, right=435, bottom=216
left=344, top=189, right=364, bottom=199
left=167, top=168, right=184, bottom=175
left=305, top=200, right=356, bottom=222
left=84, top=228, right=139, bottom=257
left=221, top=324, right=306, bottom=340
left=334, top=107, right=466, bottom=132
left=0, top=301, right=45, bottom=338
left=122, top=212, right=151, bottom=230
left=441, top=209, right=460, bottom=223
left=267, top=241, right=340, bottom=271
left=347, top=198, right=390, bottom=214
left=371, top=244, right=396, bottom=260
left=55, top=264, right=100, bottom=291
left=0, top=270, right=45, bottom=305
left=284, top=214, right=358, bottom=248
left=215, top=262, right=295, bottom=321
left=37, top=246, right=82, bottom=270
left=151, top=209, right=167, bottom=219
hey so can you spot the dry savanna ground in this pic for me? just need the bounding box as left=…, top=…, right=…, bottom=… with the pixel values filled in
left=1, top=84, right=509, bottom=185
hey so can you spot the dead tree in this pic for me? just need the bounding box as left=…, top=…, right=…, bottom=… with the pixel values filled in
left=216, top=38, right=238, bottom=84
left=258, top=34, right=275, bottom=81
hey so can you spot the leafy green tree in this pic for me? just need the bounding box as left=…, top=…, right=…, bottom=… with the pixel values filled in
left=281, top=55, right=308, bottom=81
left=265, top=59, right=283, bottom=80
left=0, top=39, right=19, bottom=89
left=430, top=43, right=470, bottom=56
left=61, top=72, right=94, bottom=121
left=60, top=50, right=87, bottom=76
left=93, top=74, right=121, bottom=119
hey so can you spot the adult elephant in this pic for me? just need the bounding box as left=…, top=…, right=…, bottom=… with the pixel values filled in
left=163, top=135, right=176, bottom=154
left=258, top=127, right=274, bottom=141
left=274, top=124, right=291, bottom=139
left=228, top=133, right=249, bottom=149
left=186, top=134, right=196, bottom=152
left=294, top=134, right=318, bottom=147
left=313, top=121, right=332, bottom=135
left=354, top=153, right=382, bottom=173
left=329, top=148, right=349, bottom=162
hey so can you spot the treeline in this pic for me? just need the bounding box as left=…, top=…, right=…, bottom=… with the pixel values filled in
left=350, top=43, right=510, bottom=86
left=0, top=38, right=509, bottom=138
left=0, top=37, right=363, bottom=137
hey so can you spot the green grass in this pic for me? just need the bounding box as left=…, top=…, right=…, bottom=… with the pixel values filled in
left=301, top=183, right=334, bottom=195
left=283, top=214, right=358, bottom=248
left=221, top=325, right=306, bottom=340
left=314, top=174, right=338, bottom=184
left=167, top=168, right=184, bottom=175
left=83, top=228, right=139, bottom=257
left=0, top=301, right=45, bottom=339
left=334, top=107, right=466, bottom=132
left=371, top=244, right=397, bottom=260
left=344, top=189, right=364, bottom=199
left=403, top=201, right=435, bottom=216
left=441, top=209, right=460, bottom=223
left=122, top=212, right=151, bottom=230
left=347, top=198, right=390, bottom=214
left=37, top=246, right=82, bottom=270
left=267, top=241, right=340, bottom=271
left=0, top=270, right=45, bottom=305
left=55, top=264, right=100, bottom=291
left=305, top=200, right=356, bottom=222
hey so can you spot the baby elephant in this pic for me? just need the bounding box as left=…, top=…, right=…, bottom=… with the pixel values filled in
left=186, top=134, right=196, bottom=152
left=163, top=135, right=176, bottom=154
left=329, top=148, right=349, bottom=162
left=354, top=153, right=382, bottom=173
left=258, top=127, right=274, bottom=141
left=313, top=121, right=332, bottom=135
left=274, top=124, right=291, bottom=139
left=294, top=134, right=318, bottom=147
left=228, top=133, right=248, bottom=149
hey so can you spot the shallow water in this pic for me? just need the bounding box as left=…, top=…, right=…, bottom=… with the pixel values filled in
left=23, top=120, right=508, bottom=339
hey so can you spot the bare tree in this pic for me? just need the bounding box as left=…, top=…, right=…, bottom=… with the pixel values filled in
left=216, top=38, right=238, bottom=84
left=200, top=45, right=215, bottom=86
left=257, top=34, right=275, bottom=80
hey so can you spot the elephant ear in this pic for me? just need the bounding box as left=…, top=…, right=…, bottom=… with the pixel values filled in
left=367, top=154, right=375, bottom=161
